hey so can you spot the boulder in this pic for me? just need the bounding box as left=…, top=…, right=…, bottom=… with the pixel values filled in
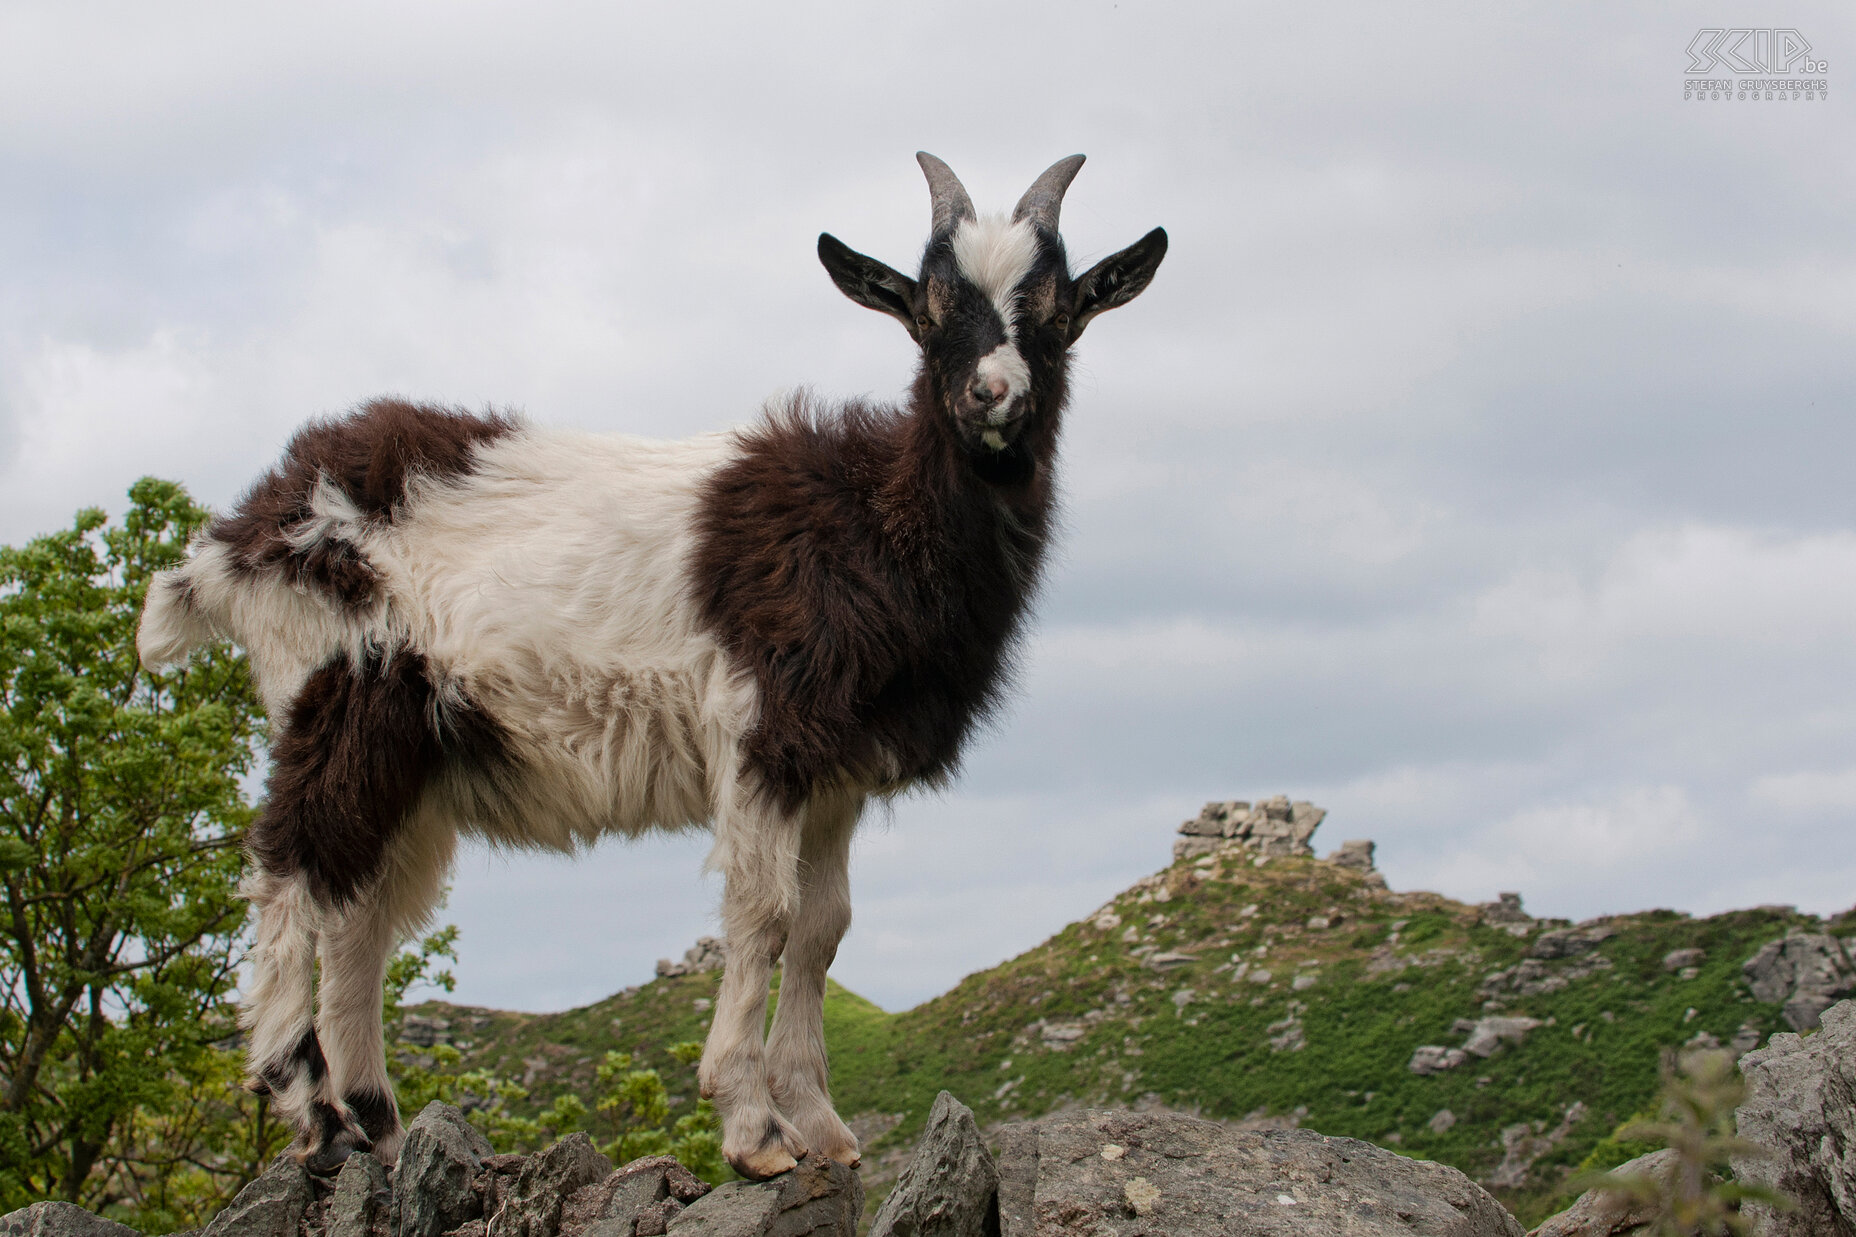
left=394, top=1101, right=494, bottom=1237
left=1461, top=1017, right=1541, bottom=1059
left=1529, top=924, right=1617, bottom=960
left=502, top=1134, right=614, bottom=1237
left=1175, top=797, right=1325, bottom=858
left=665, top=1154, right=861, bottom=1235
left=657, top=937, right=729, bottom=980
left=1409, top=1045, right=1470, bottom=1076
left=1477, top=893, right=1530, bottom=927
left=992, top=1108, right=1523, bottom=1236
left=1325, top=839, right=1377, bottom=871
left=869, top=1091, right=999, bottom=1237
left=1176, top=804, right=1242, bottom=838
left=1742, top=933, right=1854, bottom=1031
left=326, top=1152, right=390, bottom=1237
left=567, top=1155, right=711, bottom=1237
left=0, top=1202, right=142, bottom=1237
left=1731, top=996, right=1856, bottom=1236
left=1527, top=1147, right=1681, bottom=1236
left=201, top=1159, right=313, bottom=1237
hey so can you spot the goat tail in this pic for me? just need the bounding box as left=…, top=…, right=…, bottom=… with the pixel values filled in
left=137, top=566, right=214, bottom=670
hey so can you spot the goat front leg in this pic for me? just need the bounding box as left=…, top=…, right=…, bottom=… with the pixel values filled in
left=700, top=790, right=809, bottom=1179
left=763, top=791, right=860, bottom=1167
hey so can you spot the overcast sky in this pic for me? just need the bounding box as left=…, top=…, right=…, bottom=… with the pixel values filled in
left=3, top=2, right=1852, bottom=1012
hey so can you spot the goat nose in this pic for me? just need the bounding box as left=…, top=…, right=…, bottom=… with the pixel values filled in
left=970, top=377, right=1008, bottom=406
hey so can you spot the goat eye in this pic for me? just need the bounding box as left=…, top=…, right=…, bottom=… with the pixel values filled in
left=1052, top=313, right=1071, bottom=330
left=915, top=315, right=932, bottom=331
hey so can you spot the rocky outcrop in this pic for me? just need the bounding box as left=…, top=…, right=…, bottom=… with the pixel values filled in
left=396, top=1103, right=495, bottom=1237
left=204, top=1159, right=314, bottom=1237
left=1477, top=893, right=1531, bottom=930
left=0, top=1104, right=861, bottom=1237
left=992, top=1108, right=1523, bottom=1236
left=1742, top=932, right=1854, bottom=1031
left=1173, top=796, right=1331, bottom=862
left=669, top=1156, right=861, bottom=1235
left=1731, top=996, right=1856, bottom=1237
left=0, top=1203, right=141, bottom=1237
left=868, top=1092, right=998, bottom=1237
left=656, top=937, right=727, bottom=980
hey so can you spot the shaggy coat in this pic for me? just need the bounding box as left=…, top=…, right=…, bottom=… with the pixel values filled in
left=137, top=152, right=1165, bottom=1180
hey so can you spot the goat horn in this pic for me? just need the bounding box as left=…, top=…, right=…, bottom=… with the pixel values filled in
left=916, top=152, right=976, bottom=234
left=1012, top=154, right=1086, bottom=231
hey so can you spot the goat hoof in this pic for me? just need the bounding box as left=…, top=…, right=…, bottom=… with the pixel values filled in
left=298, top=1132, right=368, bottom=1176
left=725, top=1115, right=808, bottom=1180
left=293, top=1106, right=373, bottom=1176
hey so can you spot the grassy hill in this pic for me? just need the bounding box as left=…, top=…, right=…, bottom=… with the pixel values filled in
left=405, top=820, right=1848, bottom=1226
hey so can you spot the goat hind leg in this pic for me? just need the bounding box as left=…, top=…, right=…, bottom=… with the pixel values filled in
left=763, top=792, right=860, bottom=1167
left=312, top=815, right=455, bottom=1170
left=239, top=868, right=327, bottom=1150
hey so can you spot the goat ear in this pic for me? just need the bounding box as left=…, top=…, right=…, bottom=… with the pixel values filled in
left=819, top=234, right=922, bottom=341
left=1069, top=227, right=1167, bottom=342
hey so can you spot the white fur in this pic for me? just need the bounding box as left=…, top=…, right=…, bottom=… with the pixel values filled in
left=141, top=420, right=858, bottom=1174
left=974, top=341, right=1032, bottom=421
left=953, top=215, right=1039, bottom=426
left=951, top=213, right=1039, bottom=333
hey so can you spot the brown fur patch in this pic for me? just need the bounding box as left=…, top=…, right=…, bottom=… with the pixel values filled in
left=211, top=398, right=516, bottom=607
left=249, top=645, right=511, bottom=905
left=690, top=379, right=1060, bottom=810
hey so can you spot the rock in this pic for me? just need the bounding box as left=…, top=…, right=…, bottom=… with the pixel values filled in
left=566, top=1155, right=710, bottom=1237
left=1325, top=839, right=1376, bottom=871
left=1428, top=1109, right=1457, bottom=1135
left=1660, top=948, right=1705, bottom=972
left=1145, top=951, right=1196, bottom=969
left=869, top=1091, right=999, bottom=1237
left=1527, top=1147, right=1682, bottom=1237
left=1461, top=1017, right=1541, bottom=1058
left=400, top=1013, right=454, bottom=1046
left=1484, top=1103, right=1586, bottom=1191
left=1174, top=797, right=1325, bottom=858
left=1170, top=836, right=1219, bottom=862
left=1478, top=893, right=1530, bottom=927
left=394, top=1101, right=494, bottom=1237
left=502, top=1134, right=614, bottom=1237
left=327, top=1152, right=390, bottom=1237
left=1730, top=996, right=1856, bottom=1236
left=1176, top=803, right=1243, bottom=838
left=657, top=937, right=728, bottom=979
left=666, top=1153, right=861, bottom=1235
left=1529, top=924, right=1617, bottom=960
left=1409, top=1045, right=1470, bottom=1075
left=201, top=1159, right=313, bottom=1237
left=0, top=1202, right=142, bottom=1237
left=993, top=1109, right=1523, bottom=1236
left=1039, top=1021, right=1087, bottom=1049
left=1742, top=933, right=1854, bottom=1031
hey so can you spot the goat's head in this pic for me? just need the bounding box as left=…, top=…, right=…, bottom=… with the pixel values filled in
left=819, top=153, right=1167, bottom=459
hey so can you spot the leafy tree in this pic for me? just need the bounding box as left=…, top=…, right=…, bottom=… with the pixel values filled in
left=0, top=480, right=267, bottom=1218
left=589, top=1042, right=725, bottom=1180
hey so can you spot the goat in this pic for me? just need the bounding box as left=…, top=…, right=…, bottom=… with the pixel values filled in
left=137, top=153, right=1166, bottom=1180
